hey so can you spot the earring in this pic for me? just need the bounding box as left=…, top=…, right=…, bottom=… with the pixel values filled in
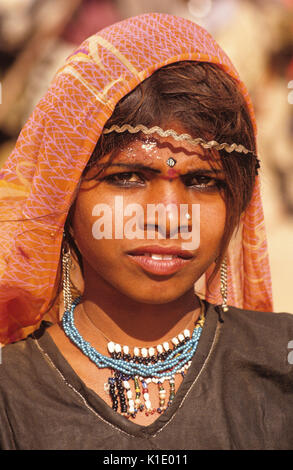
left=62, top=242, right=73, bottom=313
left=220, top=257, right=229, bottom=312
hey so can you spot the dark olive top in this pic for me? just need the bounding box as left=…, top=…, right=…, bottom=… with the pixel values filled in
left=0, top=303, right=293, bottom=450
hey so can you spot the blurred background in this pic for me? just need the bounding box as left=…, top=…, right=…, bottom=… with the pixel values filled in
left=0, top=0, right=292, bottom=312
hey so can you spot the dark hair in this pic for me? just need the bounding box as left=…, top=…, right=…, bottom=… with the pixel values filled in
left=59, top=60, right=257, bottom=305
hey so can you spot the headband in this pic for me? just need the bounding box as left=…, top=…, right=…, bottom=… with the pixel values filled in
left=103, top=124, right=254, bottom=155
left=103, top=124, right=261, bottom=173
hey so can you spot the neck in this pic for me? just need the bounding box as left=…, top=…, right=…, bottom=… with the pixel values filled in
left=74, top=262, right=201, bottom=348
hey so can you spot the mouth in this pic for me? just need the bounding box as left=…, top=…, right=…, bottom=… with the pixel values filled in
left=126, top=245, right=194, bottom=275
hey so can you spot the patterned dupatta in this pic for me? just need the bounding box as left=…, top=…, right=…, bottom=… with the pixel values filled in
left=0, top=13, right=273, bottom=344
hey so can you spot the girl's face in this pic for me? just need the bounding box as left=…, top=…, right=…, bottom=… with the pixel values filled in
left=72, top=122, right=227, bottom=304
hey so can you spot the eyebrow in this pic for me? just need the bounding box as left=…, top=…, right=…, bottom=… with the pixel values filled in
left=100, top=162, right=161, bottom=173
left=99, top=162, right=225, bottom=176
left=181, top=168, right=225, bottom=177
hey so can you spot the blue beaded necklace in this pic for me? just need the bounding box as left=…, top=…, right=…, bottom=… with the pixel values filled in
left=62, top=296, right=205, bottom=418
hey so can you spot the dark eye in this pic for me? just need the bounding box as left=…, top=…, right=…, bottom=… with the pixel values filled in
left=103, top=172, right=146, bottom=187
left=181, top=174, right=224, bottom=192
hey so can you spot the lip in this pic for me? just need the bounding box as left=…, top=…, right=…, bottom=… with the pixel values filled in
left=127, top=245, right=194, bottom=259
left=126, top=245, right=194, bottom=276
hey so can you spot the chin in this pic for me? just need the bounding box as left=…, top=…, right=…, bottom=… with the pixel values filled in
left=123, top=286, right=191, bottom=305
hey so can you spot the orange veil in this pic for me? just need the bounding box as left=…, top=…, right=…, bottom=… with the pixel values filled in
left=0, top=13, right=273, bottom=344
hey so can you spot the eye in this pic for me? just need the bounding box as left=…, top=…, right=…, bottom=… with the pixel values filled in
left=181, top=174, right=225, bottom=192
left=103, top=171, right=146, bottom=187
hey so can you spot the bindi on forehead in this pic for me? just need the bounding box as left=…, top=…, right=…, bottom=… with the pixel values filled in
left=159, top=168, right=180, bottom=181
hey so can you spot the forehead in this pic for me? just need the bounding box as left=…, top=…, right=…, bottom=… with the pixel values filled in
left=98, top=134, right=222, bottom=170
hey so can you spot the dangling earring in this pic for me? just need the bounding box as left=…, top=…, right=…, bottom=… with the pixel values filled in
left=220, top=257, right=229, bottom=312
left=62, top=238, right=73, bottom=313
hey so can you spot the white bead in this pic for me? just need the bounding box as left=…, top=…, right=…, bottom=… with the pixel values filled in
left=145, top=378, right=152, bottom=384
left=114, top=343, right=121, bottom=353
left=128, top=399, right=134, bottom=406
left=145, top=400, right=152, bottom=409
left=152, top=377, right=157, bottom=383
left=148, top=347, right=155, bottom=356
left=143, top=392, right=150, bottom=400
left=134, top=347, right=140, bottom=356
left=163, top=341, right=170, bottom=351
left=178, top=333, right=185, bottom=342
left=172, top=337, right=179, bottom=346
left=107, top=341, right=115, bottom=353
left=141, top=347, right=148, bottom=357
left=184, top=329, right=190, bottom=338
left=123, top=345, right=129, bottom=354
left=123, top=381, right=130, bottom=389
left=157, top=344, right=163, bottom=353
left=127, top=390, right=133, bottom=399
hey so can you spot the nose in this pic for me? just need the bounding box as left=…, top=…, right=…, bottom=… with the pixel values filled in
left=142, top=182, right=192, bottom=239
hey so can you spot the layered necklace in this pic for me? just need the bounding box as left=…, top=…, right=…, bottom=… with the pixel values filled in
left=62, top=297, right=205, bottom=419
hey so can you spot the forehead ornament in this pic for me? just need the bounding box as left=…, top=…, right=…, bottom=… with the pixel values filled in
left=102, top=124, right=260, bottom=174
left=103, top=124, right=256, bottom=155
left=166, top=157, right=177, bottom=168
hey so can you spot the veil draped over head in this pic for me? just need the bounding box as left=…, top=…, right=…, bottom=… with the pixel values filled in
left=0, top=13, right=273, bottom=344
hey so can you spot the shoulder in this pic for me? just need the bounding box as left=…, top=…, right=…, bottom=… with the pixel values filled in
left=1, top=337, right=35, bottom=370
left=224, top=305, right=293, bottom=335
left=216, top=304, right=293, bottom=369
left=0, top=322, right=51, bottom=391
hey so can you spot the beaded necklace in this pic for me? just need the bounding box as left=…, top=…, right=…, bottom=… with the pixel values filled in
left=62, top=297, right=205, bottom=419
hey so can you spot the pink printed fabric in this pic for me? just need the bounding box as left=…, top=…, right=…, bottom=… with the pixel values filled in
left=0, top=13, right=273, bottom=343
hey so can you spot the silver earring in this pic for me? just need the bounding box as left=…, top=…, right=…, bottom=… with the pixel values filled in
left=220, top=257, right=229, bottom=312
left=62, top=243, right=73, bottom=312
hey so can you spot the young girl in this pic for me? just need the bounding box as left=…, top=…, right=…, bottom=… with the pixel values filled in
left=0, top=12, right=292, bottom=450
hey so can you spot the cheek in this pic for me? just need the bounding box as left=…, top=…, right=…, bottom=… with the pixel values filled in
left=72, top=190, right=123, bottom=266
left=199, top=199, right=226, bottom=251
left=72, top=191, right=106, bottom=257
left=72, top=195, right=93, bottom=251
